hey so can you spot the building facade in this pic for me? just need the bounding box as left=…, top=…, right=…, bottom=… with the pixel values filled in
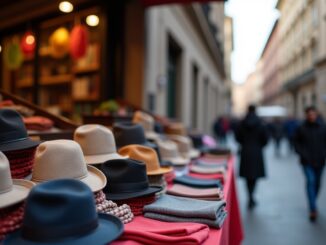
left=144, top=3, right=227, bottom=134
left=261, top=20, right=281, bottom=106
left=276, top=0, right=325, bottom=118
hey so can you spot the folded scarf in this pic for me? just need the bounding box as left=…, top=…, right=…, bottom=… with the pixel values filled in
left=112, top=216, right=210, bottom=245
left=143, top=194, right=227, bottom=228
left=194, top=159, right=228, bottom=168
left=167, top=184, right=223, bottom=200
left=94, top=191, right=134, bottom=224
left=188, top=172, right=225, bottom=184
left=190, top=165, right=226, bottom=174
left=23, top=116, right=54, bottom=131
left=173, top=175, right=222, bottom=189
left=0, top=202, right=25, bottom=240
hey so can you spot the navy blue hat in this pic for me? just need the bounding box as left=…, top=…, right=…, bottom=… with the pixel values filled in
left=0, top=109, right=40, bottom=152
left=4, top=179, right=124, bottom=245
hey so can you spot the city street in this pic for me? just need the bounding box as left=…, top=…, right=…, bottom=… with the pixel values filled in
left=230, top=137, right=326, bottom=245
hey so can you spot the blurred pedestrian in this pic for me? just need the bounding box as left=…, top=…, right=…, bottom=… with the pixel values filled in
left=294, top=106, right=326, bottom=222
left=284, top=116, right=299, bottom=153
left=235, top=105, right=269, bottom=209
left=213, top=116, right=230, bottom=145
left=270, top=118, right=284, bottom=157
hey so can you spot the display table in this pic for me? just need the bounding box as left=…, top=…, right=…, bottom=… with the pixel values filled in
left=112, top=156, right=244, bottom=245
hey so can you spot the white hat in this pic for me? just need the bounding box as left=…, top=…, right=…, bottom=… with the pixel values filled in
left=31, top=140, right=107, bottom=192
left=167, top=134, right=200, bottom=159
left=0, top=152, right=34, bottom=209
left=156, top=139, right=189, bottom=166
left=74, top=124, right=127, bottom=164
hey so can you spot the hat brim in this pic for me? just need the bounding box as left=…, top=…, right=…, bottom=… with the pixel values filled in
left=187, top=149, right=201, bottom=159
left=163, top=157, right=190, bottom=166
left=3, top=213, right=124, bottom=245
left=105, top=186, right=162, bottom=201
left=84, top=153, right=128, bottom=165
left=0, top=138, right=40, bottom=152
left=147, top=166, right=173, bottom=176
left=0, top=179, right=34, bottom=209
left=81, top=165, right=107, bottom=193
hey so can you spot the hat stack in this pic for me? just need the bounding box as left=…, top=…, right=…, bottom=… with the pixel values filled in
left=132, top=111, right=160, bottom=141
left=118, top=145, right=172, bottom=196
left=156, top=139, right=190, bottom=166
left=0, top=152, right=34, bottom=240
left=0, top=109, right=40, bottom=178
left=4, top=179, right=124, bottom=244
left=167, top=135, right=200, bottom=160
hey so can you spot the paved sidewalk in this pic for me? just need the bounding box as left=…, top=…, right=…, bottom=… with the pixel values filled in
left=229, top=137, right=326, bottom=245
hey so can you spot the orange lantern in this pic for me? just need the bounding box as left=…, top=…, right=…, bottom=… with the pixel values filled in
left=20, top=32, right=36, bottom=55
left=69, top=25, right=89, bottom=60
left=49, top=27, right=70, bottom=58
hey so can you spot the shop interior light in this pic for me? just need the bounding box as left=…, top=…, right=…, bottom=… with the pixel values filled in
left=86, top=15, right=99, bottom=27
left=25, top=34, right=35, bottom=45
left=0, top=45, right=2, bottom=53
left=59, top=1, right=74, bottom=13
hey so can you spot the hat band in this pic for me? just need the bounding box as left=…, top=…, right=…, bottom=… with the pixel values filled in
left=0, top=136, right=28, bottom=146
left=22, top=219, right=98, bottom=242
left=108, top=181, right=148, bottom=193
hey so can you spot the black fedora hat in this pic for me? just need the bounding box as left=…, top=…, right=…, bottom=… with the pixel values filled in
left=101, top=159, right=162, bottom=200
left=0, top=109, right=40, bottom=152
left=113, top=122, right=156, bottom=149
left=4, top=179, right=123, bottom=245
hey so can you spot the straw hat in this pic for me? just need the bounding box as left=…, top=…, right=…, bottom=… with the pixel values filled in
left=0, top=152, right=34, bottom=209
left=167, top=135, right=200, bottom=159
left=132, top=111, right=160, bottom=140
left=74, top=124, right=127, bottom=164
left=156, top=139, right=189, bottom=166
left=118, top=144, right=172, bottom=175
left=31, top=140, right=106, bottom=192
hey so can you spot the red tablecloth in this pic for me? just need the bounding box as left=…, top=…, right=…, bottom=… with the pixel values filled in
left=112, top=156, right=243, bottom=245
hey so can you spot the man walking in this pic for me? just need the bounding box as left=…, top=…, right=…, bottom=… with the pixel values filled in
left=294, top=106, right=326, bottom=222
left=235, top=105, right=269, bottom=209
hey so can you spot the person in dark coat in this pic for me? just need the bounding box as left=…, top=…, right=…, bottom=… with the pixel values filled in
left=235, top=105, right=269, bottom=209
left=270, top=118, right=284, bottom=157
left=294, top=106, right=326, bottom=222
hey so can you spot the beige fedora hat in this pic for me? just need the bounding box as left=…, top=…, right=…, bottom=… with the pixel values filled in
left=0, top=152, right=34, bottom=209
left=31, top=140, right=106, bottom=192
left=118, top=144, right=173, bottom=175
left=132, top=111, right=160, bottom=140
left=74, top=124, right=127, bottom=164
left=156, top=139, right=190, bottom=166
left=167, top=135, right=200, bottom=159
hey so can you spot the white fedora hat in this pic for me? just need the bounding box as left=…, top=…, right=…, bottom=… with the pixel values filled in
left=156, top=139, right=190, bottom=166
left=74, top=124, right=127, bottom=164
left=132, top=111, right=160, bottom=141
left=31, top=140, right=107, bottom=192
left=0, top=152, right=34, bottom=209
left=167, top=134, right=200, bottom=159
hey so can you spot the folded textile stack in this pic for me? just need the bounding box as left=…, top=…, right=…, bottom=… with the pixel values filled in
left=144, top=194, right=227, bottom=228
left=167, top=184, right=223, bottom=201
left=23, top=116, right=54, bottom=131
left=173, top=175, right=222, bottom=189
left=94, top=191, right=134, bottom=224
left=190, top=164, right=226, bottom=175
left=148, top=174, right=168, bottom=196
left=0, top=100, right=34, bottom=117
left=113, top=217, right=210, bottom=245
left=0, top=203, right=25, bottom=240
left=4, top=147, right=37, bottom=179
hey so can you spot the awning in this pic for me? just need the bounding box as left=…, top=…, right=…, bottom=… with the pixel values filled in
left=141, top=0, right=224, bottom=7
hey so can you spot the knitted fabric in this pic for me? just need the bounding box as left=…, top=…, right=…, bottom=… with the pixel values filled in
left=0, top=202, right=25, bottom=241
left=116, top=194, right=156, bottom=216
left=4, top=147, right=36, bottom=179
left=94, top=191, right=134, bottom=224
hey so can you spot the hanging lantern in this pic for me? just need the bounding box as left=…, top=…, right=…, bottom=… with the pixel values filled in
left=20, top=31, right=36, bottom=55
left=49, top=27, right=70, bottom=58
left=3, top=42, right=23, bottom=70
left=69, top=25, right=89, bottom=60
